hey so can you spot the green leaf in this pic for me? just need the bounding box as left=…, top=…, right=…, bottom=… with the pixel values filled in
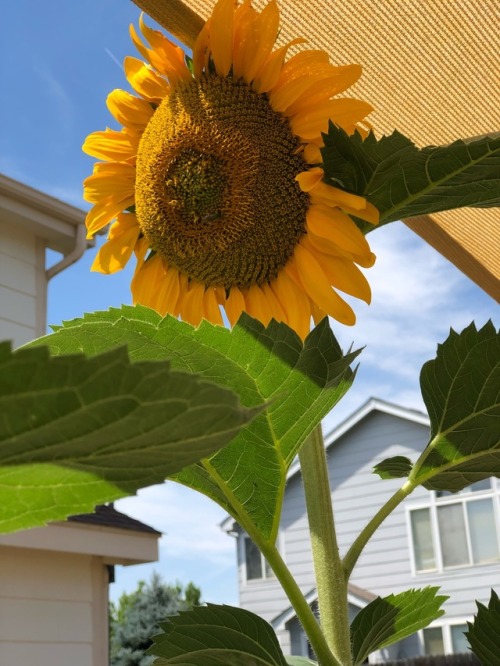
left=148, top=604, right=288, bottom=665
left=321, top=125, right=500, bottom=228
left=350, top=587, right=447, bottom=665
left=373, top=456, right=413, bottom=479
left=0, top=341, right=259, bottom=533
left=286, top=658, right=317, bottom=665
left=30, top=306, right=358, bottom=542
left=466, top=590, right=500, bottom=666
left=413, top=321, right=500, bottom=491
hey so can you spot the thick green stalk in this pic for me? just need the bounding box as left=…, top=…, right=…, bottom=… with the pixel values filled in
left=260, top=543, right=339, bottom=666
left=299, top=425, right=352, bottom=666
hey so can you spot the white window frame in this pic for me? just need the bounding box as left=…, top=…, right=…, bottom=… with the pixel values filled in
left=406, top=478, right=500, bottom=575
left=240, top=533, right=280, bottom=584
left=419, top=619, right=472, bottom=656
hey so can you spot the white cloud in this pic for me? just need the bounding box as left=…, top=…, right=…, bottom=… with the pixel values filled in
left=117, top=482, right=234, bottom=566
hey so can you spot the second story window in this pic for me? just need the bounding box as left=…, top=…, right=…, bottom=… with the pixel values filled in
left=244, top=536, right=274, bottom=581
left=409, top=479, right=500, bottom=573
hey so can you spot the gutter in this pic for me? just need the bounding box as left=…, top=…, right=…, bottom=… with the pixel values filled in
left=46, top=224, right=91, bottom=280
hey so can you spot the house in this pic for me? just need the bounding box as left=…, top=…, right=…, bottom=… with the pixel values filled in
left=0, top=505, right=160, bottom=666
left=0, top=172, right=88, bottom=348
left=0, top=176, right=162, bottom=665
left=223, top=398, right=500, bottom=661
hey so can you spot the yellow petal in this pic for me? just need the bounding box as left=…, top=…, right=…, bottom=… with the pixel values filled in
left=270, top=271, right=311, bottom=340
left=306, top=204, right=371, bottom=257
left=209, top=0, right=234, bottom=78
left=290, top=99, right=374, bottom=140
left=203, top=287, right=224, bottom=326
left=253, top=38, right=306, bottom=94
left=353, top=251, right=377, bottom=269
left=308, top=180, right=369, bottom=211
left=138, top=14, right=191, bottom=83
left=85, top=196, right=135, bottom=238
left=83, top=163, right=135, bottom=203
left=295, top=167, right=324, bottom=193
left=181, top=281, right=205, bottom=327
left=244, top=284, right=273, bottom=327
left=240, top=0, right=280, bottom=84
left=261, top=282, right=287, bottom=323
left=91, top=213, right=140, bottom=274
left=293, top=244, right=356, bottom=325
left=302, top=236, right=371, bottom=304
left=106, top=89, right=154, bottom=130
left=225, top=287, right=246, bottom=326
left=193, top=20, right=211, bottom=78
left=275, top=50, right=330, bottom=89
left=83, top=128, right=140, bottom=162
left=131, top=253, right=165, bottom=309
left=270, top=67, right=334, bottom=113
left=285, top=65, right=362, bottom=115
left=232, top=0, right=257, bottom=80
left=303, top=142, right=323, bottom=165
left=124, top=56, right=170, bottom=101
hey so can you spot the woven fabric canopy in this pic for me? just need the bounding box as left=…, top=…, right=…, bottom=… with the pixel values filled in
left=131, top=0, right=500, bottom=300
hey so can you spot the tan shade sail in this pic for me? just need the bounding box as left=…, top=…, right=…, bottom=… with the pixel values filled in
left=131, top=0, right=500, bottom=300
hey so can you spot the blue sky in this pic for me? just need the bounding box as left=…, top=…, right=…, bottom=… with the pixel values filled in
left=3, top=0, right=497, bottom=607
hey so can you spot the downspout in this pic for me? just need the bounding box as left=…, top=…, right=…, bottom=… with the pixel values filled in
left=45, top=223, right=90, bottom=280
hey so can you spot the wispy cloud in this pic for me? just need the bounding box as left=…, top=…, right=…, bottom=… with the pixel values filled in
left=105, top=47, right=124, bottom=71
left=34, top=65, right=74, bottom=146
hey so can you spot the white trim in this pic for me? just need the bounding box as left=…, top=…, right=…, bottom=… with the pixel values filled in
left=0, top=173, right=88, bottom=256
left=272, top=586, right=372, bottom=631
left=287, top=398, right=429, bottom=479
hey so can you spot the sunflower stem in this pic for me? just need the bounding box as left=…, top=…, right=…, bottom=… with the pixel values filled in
left=259, top=542, right=340, bottom=666
left=299, top=424, right=352, bottom=666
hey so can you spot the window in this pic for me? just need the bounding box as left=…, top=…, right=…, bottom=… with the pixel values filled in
left=409, top=480, right=500, bottom=573
left=423, top=627, right=445, bottom=655
left=421, top=624, right=469, bottom=656
left=243, top=536, right=274, bottom=581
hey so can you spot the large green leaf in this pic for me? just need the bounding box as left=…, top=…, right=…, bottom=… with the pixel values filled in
left=466, top=590, right=500, bottom=666
left=413, top=321, right=500, bottom=491
left=350, top=587, right=447, bottom=665
left=29, top=307, right=357, bottom=542
left=321, top=125, right=500, bottom=228
left=148, top=604, right=288, bottom=665
left=0, top=342, right=259, bottom=533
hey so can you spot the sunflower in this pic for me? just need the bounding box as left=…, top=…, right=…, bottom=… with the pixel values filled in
left=83, top=0, right=378, bottom=339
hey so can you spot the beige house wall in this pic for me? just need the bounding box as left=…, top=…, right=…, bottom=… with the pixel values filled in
left=0, top=547, right=108, bottom=666
left=0, top=220, right=46, bottom=347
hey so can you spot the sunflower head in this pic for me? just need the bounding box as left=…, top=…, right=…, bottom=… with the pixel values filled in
left=83, top=0, right=379, bottom=340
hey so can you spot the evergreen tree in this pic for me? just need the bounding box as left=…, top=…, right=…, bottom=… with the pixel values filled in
left=110, top=572, right=201, bottom=666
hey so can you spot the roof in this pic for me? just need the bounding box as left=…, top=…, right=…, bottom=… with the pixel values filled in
left=133, top=0, right=500, bottom=301
left=0, top=172, right=87, bottom=255
left=272, top=584, right=377, bottom=630
left=221, top=398, right=429, bottom=533
left=287, top=398, right=429, bottom=481
left=68, top=504, right=161, bottom=536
